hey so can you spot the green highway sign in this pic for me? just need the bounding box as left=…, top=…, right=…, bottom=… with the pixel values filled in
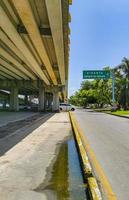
left=83, top=70, right=110, bottom=79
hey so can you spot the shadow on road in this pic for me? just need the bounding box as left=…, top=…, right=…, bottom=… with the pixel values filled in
left=0, top=113, right=54, bottom=156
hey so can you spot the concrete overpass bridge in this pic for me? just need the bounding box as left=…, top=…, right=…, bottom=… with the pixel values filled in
left=0, top=0, right=72, bottom=111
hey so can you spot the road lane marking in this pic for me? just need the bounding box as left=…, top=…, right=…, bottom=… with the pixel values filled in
left=69, top=112, right=117, bottom=200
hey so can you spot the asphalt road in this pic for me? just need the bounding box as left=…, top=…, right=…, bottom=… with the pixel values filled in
left=0, top=112, right=37, bottom=127
left=75, top=109, right=129, bottom=200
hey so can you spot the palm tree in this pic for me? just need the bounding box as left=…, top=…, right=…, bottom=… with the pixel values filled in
left=117, top=57, right=129, bottom=109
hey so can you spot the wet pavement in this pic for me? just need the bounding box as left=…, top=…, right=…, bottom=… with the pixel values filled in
left=37, top=138, right=87, bottom=200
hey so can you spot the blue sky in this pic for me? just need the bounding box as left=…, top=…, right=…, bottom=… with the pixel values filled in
left=68, top=0, right=129, bottom=96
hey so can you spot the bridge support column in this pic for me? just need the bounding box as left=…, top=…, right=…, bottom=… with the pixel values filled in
left=24, top=95, right=29, bottom=105
left=48, top=96, right=52, bottom=110
left=3, top=99, right=7, bottom=109
left=52, top=88, right=59, bottom=112
left=38, top=86, right=45, bottom=112
left=10, top=87, right=19, bottom=111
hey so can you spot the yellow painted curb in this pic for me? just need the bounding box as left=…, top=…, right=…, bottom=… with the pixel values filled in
left=69, top=112, right=117, bottom=200
left=88, top=177, right=102, bottom=200
left=80, top=143, right=92, bottom=175
left=69, top=112, right=92, bottom=176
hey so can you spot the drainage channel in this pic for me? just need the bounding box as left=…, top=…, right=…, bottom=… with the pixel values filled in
left=37, top=137, right=87, bottom=200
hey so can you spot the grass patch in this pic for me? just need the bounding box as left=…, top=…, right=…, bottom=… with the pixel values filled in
left=111, top=110, right=129, bottom=116
left=95, top=109, right=129, bottom=117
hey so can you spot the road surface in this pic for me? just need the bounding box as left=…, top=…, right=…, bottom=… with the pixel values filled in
left=75, top=109, right=129, bottom=200
left=0, top=112, right=37, bottom=127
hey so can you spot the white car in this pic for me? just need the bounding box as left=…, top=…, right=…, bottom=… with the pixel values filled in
left=59, top=103, right=75, bottom=111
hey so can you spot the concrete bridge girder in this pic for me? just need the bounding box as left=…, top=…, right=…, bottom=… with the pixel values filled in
left=0, top=0, right=71, bottom=109
left=11, top=0, right=57, bottom=85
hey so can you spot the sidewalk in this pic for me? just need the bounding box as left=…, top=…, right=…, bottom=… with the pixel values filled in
left=0, top=113, right=71, bottom=200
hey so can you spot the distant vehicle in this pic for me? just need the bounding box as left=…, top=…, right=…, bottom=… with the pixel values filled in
left=19, top=104, right=31, bottom=110
left=59, top=103, right=75, bottom=111
left=111, top=105, right=118, bottom=112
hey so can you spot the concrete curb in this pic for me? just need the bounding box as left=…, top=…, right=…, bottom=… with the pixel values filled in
left=94, top=109, right=129, bottom=119
left=88, top=177, right=103, bottom=200
left=72, top=115, right=92, bottom=176
left=69, top=112, right=102, bottom=200
left=104, top=112, right=129, bottom=119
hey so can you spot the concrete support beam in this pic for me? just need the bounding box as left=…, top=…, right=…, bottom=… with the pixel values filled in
left=0, top=5, right=49, bottom=84
left=0, top=74, right=5, bottom=79
left=11, top=0, right=57, bottom=85
left=0, top=80, right=38, bottom=90
left=0, top=58, right=29, bottom=80
left=0, top=47, right=35, bottom=80
left=38, top=87, right=45, bottom=112
left=17, top=25, right=52, bottom=36
left=21, top=34, right=42, bottom=66
left=0, top=29, right=39, bottom=76
left=52, top=88, right=59, bottom=112
left=10, top=87, right=19, bottom=111
left=0, top=65, right=21, bottom=80
left=45, top=0, right=65, bottom=85
left=0, top=70, right=14, bottom=79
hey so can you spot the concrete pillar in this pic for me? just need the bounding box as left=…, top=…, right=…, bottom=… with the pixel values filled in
left=48, top=97, right=52, bottom=110
left=24, top=95, right=28, bottom=105
left=3, top=99, right=7, bottom=109
left=10, top=87, right=19, bottom=111
left=52, top=89, right=59, bottom=112
left=38, top=87, right=45, bottom=112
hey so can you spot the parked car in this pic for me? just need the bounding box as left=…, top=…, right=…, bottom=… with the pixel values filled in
left=19, top=104, right=31, bottom=110
left=59, top=103, right=75, bottom=111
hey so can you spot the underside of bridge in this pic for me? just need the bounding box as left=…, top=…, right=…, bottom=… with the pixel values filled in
left=0, top=0, right=72, bottom=111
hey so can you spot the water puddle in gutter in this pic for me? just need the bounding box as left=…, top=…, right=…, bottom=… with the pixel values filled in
left=36, top=137, right=87, bottom=200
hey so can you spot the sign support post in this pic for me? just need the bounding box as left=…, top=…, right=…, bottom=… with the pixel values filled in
left=112, top=69, right=115, bottom=104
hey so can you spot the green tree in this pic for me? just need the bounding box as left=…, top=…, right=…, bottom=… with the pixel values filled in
left=69, top=88, right=97, bottom=107
left=80, top=80, right=94, bottom=90
left=93, top=79, right=112, bottom=107
left=69, top=64, right=129, bottom=109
